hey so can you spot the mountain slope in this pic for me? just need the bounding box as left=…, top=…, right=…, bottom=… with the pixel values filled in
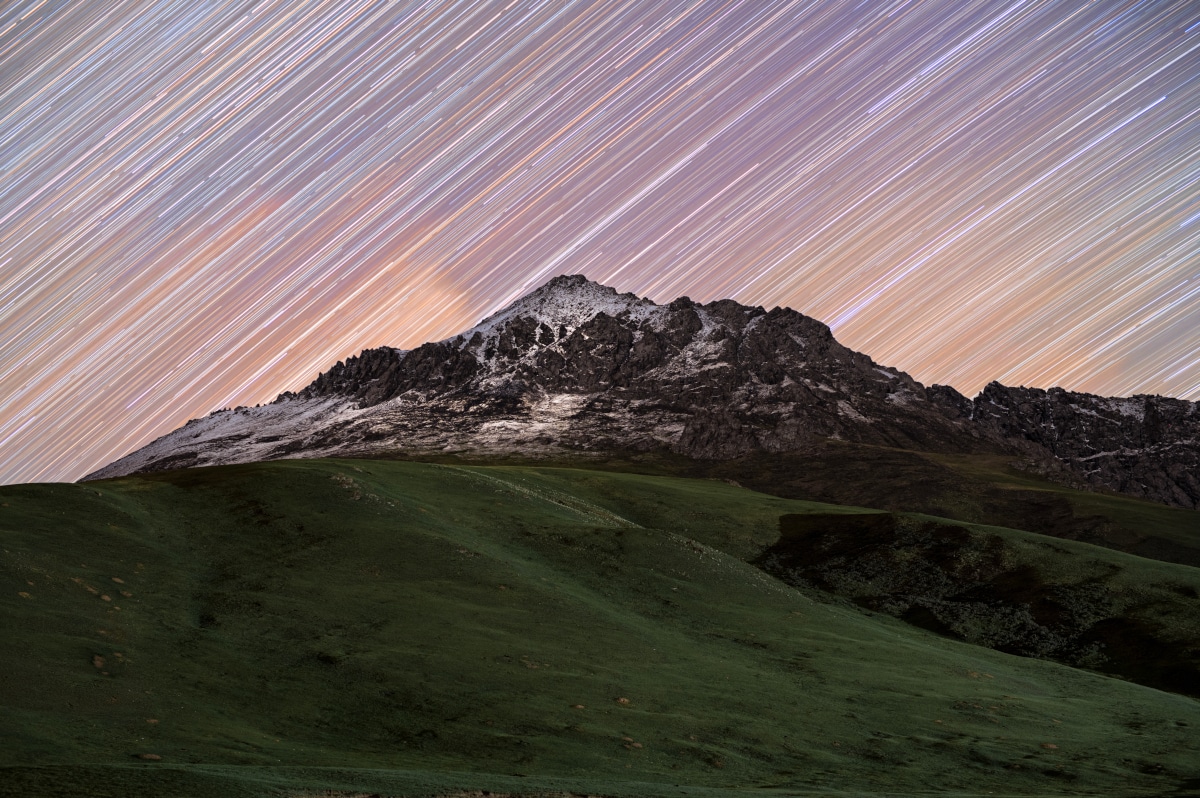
left=85, top=276, right=1200, bottom=513
left=5, top=459, right=1200, bottom=797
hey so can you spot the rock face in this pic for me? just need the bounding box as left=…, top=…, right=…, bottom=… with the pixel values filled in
left=969, top=383, right=1200, bottom=509
left=85, top=275, right=1199, bottom=510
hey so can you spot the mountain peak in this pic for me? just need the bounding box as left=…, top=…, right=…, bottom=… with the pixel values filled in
left=521, top=273, right=635, bottom=307
left=459, top=274, right=655, bottom=343
left=540, top=273, right=601, bottom=291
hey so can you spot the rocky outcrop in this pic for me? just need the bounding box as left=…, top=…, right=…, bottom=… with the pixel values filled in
left=85, top=275, right=1199, bottom=511
left=971, top=383, right=1200, bottom=509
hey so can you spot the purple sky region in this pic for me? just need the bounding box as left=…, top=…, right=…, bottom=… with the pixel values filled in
left=1, top=0, right=1199, bottom=483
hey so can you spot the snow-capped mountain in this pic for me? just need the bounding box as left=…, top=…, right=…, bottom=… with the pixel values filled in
left=85, top=275, right=1200, bottom=510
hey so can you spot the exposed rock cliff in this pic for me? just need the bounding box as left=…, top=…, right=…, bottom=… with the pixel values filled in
left=970, top=383, right=1200, bottom=508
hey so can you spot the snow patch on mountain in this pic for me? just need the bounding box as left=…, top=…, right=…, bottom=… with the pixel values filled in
left=86, top=396, right=357, bottom=480
left=453, top=274, right=656, bottom=347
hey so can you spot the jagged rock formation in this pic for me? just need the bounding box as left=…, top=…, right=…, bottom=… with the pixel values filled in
left=292, top=276, right=990, bottom=453
left=85, top=275, right=1200, bottom=510
left=969, top=383, right=1200, bottom=509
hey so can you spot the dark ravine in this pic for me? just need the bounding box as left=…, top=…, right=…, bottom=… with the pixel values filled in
left=86, top=275, right=1200, bottom=511
left=756, top=512, right=1200, bottom=698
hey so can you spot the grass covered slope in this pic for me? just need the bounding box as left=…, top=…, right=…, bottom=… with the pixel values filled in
left=704, top=444, right=1200, bottom=568
left=398, top=441, right=1200, bottom=568
left=1, top=460, right=1199, bottom=797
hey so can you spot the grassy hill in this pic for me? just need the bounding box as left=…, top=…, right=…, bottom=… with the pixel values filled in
left=708, top=444, right=1200, bottom=568
left=2, top=459, right=1199, bottom=797
left=421, top=442, right=1200, bottom=567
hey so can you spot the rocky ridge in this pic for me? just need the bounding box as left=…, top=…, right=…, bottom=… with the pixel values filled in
left=970, top=382, right=1200, bottom=509
left=85, top=276, right=1200, bottom=510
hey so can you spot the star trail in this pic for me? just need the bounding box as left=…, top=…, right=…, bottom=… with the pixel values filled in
left=1, top=0, right=1198, bottom=484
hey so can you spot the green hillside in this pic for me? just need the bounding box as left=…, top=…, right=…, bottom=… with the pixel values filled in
left=2, top=459, right=1198, bottom=797
left=704, top=444, right=1200, bottom=567
left=392, top=441, right=1200, bottom=568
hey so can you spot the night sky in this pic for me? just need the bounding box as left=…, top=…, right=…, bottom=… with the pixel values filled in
left=1, top=0, right=1199, bottom=484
